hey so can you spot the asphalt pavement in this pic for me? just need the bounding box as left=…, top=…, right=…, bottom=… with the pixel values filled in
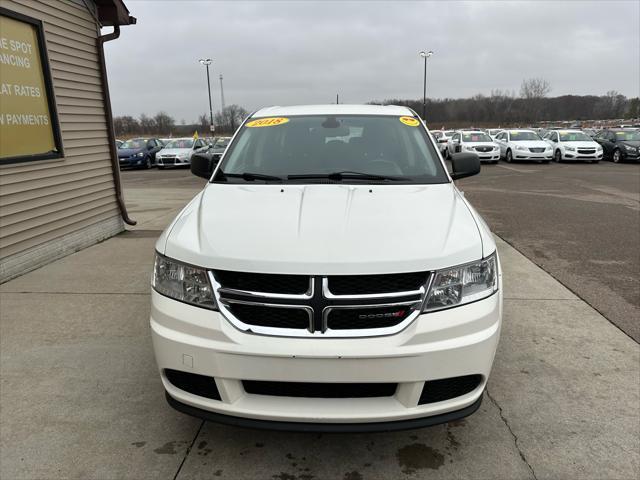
left=457, top=160, right=640, bottom=342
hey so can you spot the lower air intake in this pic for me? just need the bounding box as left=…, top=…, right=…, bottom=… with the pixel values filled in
left=243, top=381, right=397, bottom=398
left=165, top=369, right=221, bottom=400
left=418, top=374, right=482, bottom=404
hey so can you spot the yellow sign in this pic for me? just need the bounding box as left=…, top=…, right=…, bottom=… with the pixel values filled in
left=246, top=117, right=290, bottom=128
left=399, top=116, right=420, bottom=127
left=0, top=13, right=58, bottom=160
left=193, top=130, right=199, bottom=139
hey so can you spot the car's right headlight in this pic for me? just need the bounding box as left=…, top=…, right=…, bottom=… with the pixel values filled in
left=515, top=145, right=528, bottom=151
left=152, top=253, right=218, bottom=310
left=565, top=146, right=576, bottom=152
left=423, top=253, right=498, bottom=312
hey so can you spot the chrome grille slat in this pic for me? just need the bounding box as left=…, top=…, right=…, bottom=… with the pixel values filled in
left=210, top=271, right=431, bottom=338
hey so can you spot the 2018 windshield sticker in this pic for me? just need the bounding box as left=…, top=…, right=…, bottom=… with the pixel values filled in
left=399, top=116, right=420, bottom=127
left=246, top=117, right=290, bottom=128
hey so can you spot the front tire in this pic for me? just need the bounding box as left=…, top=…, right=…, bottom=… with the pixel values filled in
left=144, top=156, right=151, bottom=169
left=506, top=149, right=513, bottom=163
left=612, top=149, right=622, bottom=163
left=554, top=149, right=562, bottom=162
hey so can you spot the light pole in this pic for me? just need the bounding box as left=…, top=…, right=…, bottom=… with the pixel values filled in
left=198, top=58, right=214, bottom=132
left=419, top=50, right=433, bottom=120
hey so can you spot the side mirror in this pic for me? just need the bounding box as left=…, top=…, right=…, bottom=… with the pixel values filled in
left=190, top=154, right=213, bottom=179
left=451, top=152, right=480, bottom=180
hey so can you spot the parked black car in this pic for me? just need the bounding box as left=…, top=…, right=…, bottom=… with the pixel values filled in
left=190, top=136, right=231, bottom=172
left=594, top=129, right=640, bottom=163
left=117, top=138, right=163, bottom=169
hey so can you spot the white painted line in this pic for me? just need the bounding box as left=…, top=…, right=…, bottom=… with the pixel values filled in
left=496, top=165, right=538, bottom=173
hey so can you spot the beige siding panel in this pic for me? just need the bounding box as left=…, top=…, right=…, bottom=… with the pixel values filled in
left=1, top=199, right=118, bottom=240
left=11, top=0, right=97, bottom=33
left=1, top=177, right=115, bottom=210
left=1, top=165, right=112, bottom=190
left=51, top=62, right=101, bottom=81
left=0, top=208, right=120, bottom=258
left=1, top=191, right=115, bottom=229
left=56, top=105, right=105, bottom=116
left=0, top=0, right=122, bottom=261
left=43, top=22, right=96, bottom=47
left=48, top=50, right=100, bottom=72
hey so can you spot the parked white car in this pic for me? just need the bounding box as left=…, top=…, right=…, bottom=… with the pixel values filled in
left=156, top=137, right=207, bottom=168
left=487, top=129, right=501, bottom=140
left=543, top=130, right=603, bottom=163
left=446, top=130, right=500, bottom=163
left=150, top=104, right=502, bottom=431
left=494, top=129, right=552, bottom=163
left=437, top=130, right=455, bottom=155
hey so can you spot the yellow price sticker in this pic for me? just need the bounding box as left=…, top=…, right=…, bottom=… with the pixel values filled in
left=246, top=117, right=290, bottom=128
left=399, top=116, right=420, bottom=127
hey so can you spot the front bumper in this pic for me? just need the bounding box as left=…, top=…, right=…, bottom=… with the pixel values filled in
left=157, top=156, right=190, bottom=167
left=513, top=150, right=553, bottom=160
left=151, top=285, right=502, bottom=428
left=119, top=156, right=146, bottom=167
left=562, top=150, right=603, bottom=160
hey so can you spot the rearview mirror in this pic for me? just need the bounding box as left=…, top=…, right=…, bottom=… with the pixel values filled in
left=190, top=155, right=213, bottom=179
left=450, top=152, right=480, bottom=180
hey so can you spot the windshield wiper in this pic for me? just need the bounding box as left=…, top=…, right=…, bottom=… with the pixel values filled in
left=218, top=171, right=284, bottom=182
left=288, top=171, right=403, bottom=182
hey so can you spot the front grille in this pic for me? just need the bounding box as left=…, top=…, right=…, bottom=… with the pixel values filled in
left=529, top=147, right=545, bottom=153
left=475, top=146, right=492, bottom=153
left=227, top=303, right=310, bottom=329
left=577, top=149, right=596, bottom=154
left=165, top=369, right=221, bottom=400
left=215, top=270, right=310, bottom=294
left=243, top=380, right=397, bottom=398
left=418, top=374, right=482, bottom=405
left=215, top=270, right=430, bottom=337
left=327, top=305, right=414, bottom=330
left=328, top=272, right=428, bottom=295
left=159, top=156, right=176, bottom=164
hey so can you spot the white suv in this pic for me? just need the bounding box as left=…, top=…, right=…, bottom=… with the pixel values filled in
left=543, top=129, right=603, bottom=163
left=156, top=137, right=207, bottom=168
left=151, top=105, right=502, bottom=431
left=447, top=131, right=500, bottom=163
left=494, top=129, right=552, bottom=163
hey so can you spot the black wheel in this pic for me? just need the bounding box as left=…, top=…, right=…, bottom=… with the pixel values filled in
left=144, top=156, right=151, bottom=169
left=612, top=149, right=622, bottom=163
left=506, top=149, right=513, bottom=163
left=554, top=149, right=562, bottom=162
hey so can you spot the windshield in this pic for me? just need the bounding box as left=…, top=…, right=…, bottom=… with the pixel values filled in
left=462, top=132, right=493, bottom=143
left=431, top=131, right=443, bottom=139
left=615, top=131, right=640, bottom=141
left=444, top=130, right=455, bottom=136
left=510, top=131, right=540, bottom=141
left=120, top=139, right=145, bottom=149
left=215, top=115, right=448, bottom=184
left=559, top=131, right=592, bottom=142
left=215, top=137, right=230, bottom=147
left=165, top=139, right=193, bottom=149
left=488, top=129, right=500, bottom=135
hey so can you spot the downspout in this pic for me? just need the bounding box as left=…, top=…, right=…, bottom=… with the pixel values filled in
left=97, top=25, right=136, bottom=225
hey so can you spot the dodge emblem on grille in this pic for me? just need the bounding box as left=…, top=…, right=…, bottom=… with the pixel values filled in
left=358, top=310, right=405, bottom=320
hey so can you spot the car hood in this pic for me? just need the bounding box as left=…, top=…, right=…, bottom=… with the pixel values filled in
left=467, top=142, right=498, bottom=148
left=511, top=140, right=549, bottom=148
left=160, top=183, right=485, bottom=275
left=117, top=148, right=143, bottom=157
left=621, top=141, right=640, bottom=147
left=159, top=148, right=191, bottom=155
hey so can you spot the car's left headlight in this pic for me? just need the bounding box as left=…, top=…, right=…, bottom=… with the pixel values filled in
left=624, top=144, right=635, bottom=151
left=152, top=253, right=218, bottom=310
left=423, top=253, right=498, bottom=312
left=135, top=152, right=145, bottom=157
left=462, top=145, right=475, bottom=152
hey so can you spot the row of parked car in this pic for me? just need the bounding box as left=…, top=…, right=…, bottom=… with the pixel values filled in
left=115, top=136, right=231, bottom=169
left=432, top=127, right=640, bottom=164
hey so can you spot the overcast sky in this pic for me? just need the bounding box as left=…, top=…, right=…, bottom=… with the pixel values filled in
left=105, top=0, right=640, bottom=122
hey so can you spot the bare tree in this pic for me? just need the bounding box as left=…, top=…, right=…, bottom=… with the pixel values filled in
left=113, top=115, right=140, bottom=136
left=139, top=114, right=156, bottom=135
left=198, top=113, right=209, bottom=132
left=153, top=111, right=175, bottom=135
left=520, top=78, right=552, bottom=99
left=215, top=105, right=249, bottom=133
